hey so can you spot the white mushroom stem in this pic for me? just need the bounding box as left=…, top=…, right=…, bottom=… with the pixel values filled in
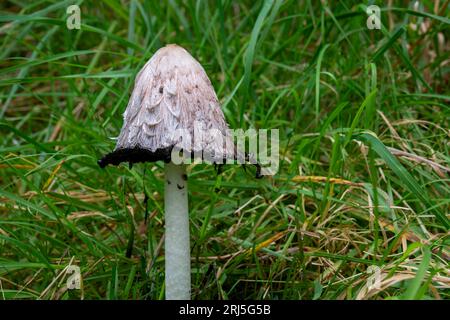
left=164, top=162, right=190, bottom=300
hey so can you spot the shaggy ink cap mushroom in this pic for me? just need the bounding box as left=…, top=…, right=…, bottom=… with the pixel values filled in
left=97, top=44, right=261, bottom=300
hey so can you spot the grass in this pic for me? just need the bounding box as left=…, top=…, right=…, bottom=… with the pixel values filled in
left=0, top=0, right=449, bottom=300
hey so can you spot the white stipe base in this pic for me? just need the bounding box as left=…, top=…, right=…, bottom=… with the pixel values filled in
left=164, top=162, right=190, bottom=300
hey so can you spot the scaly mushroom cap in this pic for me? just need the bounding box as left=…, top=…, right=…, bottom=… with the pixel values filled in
left=98, top=44, right=237, bottom=168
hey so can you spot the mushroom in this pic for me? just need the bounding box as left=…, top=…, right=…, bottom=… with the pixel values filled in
left=98, top=44, right=259, bottom=300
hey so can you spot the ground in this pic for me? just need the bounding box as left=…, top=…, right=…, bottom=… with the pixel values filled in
left=0, top=1, right=449, bottom=300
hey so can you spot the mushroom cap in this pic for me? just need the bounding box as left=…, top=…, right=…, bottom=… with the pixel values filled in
left=98, top=44, right=237, bottom=168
